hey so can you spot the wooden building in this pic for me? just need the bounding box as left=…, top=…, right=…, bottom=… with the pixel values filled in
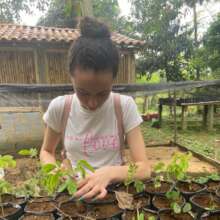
left=0, top=23, right=144, bottom=85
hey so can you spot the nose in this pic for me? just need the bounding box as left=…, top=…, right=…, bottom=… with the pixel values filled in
left=87, top=97, right=98, bottom=110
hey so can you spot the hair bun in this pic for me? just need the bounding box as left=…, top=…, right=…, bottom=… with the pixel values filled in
left=80, top=17, right=111, bottom=39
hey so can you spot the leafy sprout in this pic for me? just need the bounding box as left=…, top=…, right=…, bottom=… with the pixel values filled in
left=165, top=190, right=192, bottom=214
left=124, top=163, right=145, bottom=193
left=0, top=155, right=16, bottom=169
left=18, top=148, right=38, bottom=158
left=75, top=160, right=95, bottom=179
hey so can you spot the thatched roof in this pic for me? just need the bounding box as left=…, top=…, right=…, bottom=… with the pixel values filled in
left=0, top=23, right=144, bottom=48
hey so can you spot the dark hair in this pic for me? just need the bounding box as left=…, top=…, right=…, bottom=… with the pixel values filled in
left=68, top=17, right=119, bottom=78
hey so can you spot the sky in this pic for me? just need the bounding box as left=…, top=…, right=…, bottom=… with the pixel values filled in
left=20, top=0, right=220, bottom=35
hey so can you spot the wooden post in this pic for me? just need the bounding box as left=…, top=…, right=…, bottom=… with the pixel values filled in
left=215, top=140, right=220, bottom=161
left=203, top=105, right=208, bottom=127
left=207, top=104, right=214, bottom=131
left=173, top=89, right=177, bottom=144
left=142, top=96, right=148, bottom=114
left=34, top=48, right=48, bottom=112
left=181, top=105, right=188, bottom=130
left=80, top=0, right=94, bottom=17
left=159, top=104, right=163, bottom=126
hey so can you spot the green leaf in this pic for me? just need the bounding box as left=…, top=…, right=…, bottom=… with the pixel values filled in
left=41, top=164, right=56, bottom=174
left=18, top=149, right=31, bottom=156
left=77, top=160, right=95, bottom=172
left=134, top=180, right=145, bottom=193
left=137, top=212, right=144, bottom=220
left=66, top=178, right=77, bottom=195
left=148, top=216, right=156, bottom=220
left=209, top=173, right=220, bottom=181
left=154, top=162, right=165, bottom=173
left=183, top=203, right=192, bottom=213
left=165, top=190, right=180, bottom=201
left=0, top=155, right=16, bottom=169
left=171, top=202, right=181, bottom=214
left=58, top=181, right=68, bottom=193
left=18, top=148, right=38, bottom=158
left=194, top=176, right=208, bottom=184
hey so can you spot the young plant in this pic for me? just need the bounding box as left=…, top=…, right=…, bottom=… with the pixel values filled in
left=153, top=152, right=193, bottom=215
left=165, top=190, right=192, bottom=214
left=153, top=162, right=166, bottom=188
left=165, top=152, right=192, bottom=182
left=16, top=177, right=41, bottom=198
left=153, top=152, right=192, bottom=186
left=134, top=211, right=144, bottom=220
left=132, top=210, right=156, bottom=220
left=124, top=163, right=145, bottom=193
left=194, top=173, right=220, bottom=184
left=18, top=148, right=38, bottom=158
left=40, top=162, right=65, bottom=196
left=75, top=160, right=95, bottom=179
left=0, top=155, right=16, bottom=216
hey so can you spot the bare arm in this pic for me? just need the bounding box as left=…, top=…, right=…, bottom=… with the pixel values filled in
left=110, top=125, right=151, bottom=182
left=75, top=125, right=151, bottom=200
left=40, top=126, right=61, bottom=164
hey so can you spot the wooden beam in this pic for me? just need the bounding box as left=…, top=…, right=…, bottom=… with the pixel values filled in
left=181, top=101, right=220, bottom=106
left=203, top=105, right=208, bottom=127
left=158, top=104, right=163, bottom=126
left=142, top=96, right=148, bottom=114
left=0, top=107, right=41, bottom=113
left=181, top=106, right=188, bottom=130
left=207, top=104, right=214, bottom=131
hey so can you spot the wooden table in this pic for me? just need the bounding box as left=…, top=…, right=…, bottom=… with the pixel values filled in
left=159, top=100, right=220, bottom=131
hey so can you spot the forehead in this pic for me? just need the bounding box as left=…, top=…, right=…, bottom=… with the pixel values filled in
left=73, top=68, right=113, bottom=92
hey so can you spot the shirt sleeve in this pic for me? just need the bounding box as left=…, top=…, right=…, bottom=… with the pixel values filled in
left=121, top=95, right=143, bottom=134
left=43, top=96, right=65, bottom=133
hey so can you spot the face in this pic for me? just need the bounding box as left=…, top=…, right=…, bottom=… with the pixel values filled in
left=71, top=68, right=113, bottom=111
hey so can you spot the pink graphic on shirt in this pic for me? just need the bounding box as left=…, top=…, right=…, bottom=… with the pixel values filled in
left=66, top=132, right=120, bottom=157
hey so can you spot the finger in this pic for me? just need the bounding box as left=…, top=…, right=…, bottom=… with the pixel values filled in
left=74, top=183, right=92, bottom=198
left=82, top=187, right=100, bottom=200
left=77, top=177, right=89, bottom=189
left=94, top=188, right=107, bottom=200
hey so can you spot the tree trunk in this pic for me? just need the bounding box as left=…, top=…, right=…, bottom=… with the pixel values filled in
left=80, top=0, right=93, bottom=17
left=193, top=0, right=200, bottom=80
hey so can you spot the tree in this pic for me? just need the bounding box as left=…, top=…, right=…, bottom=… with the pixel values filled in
left=183, top=0, right=217, bottom=80
left=37, top=0, right=78, bottom=28
left=130, top=0, right=193, bottom=81
left=37, top=0, right=134, bottom=34
left=0, top=0, right=48, bottom=23
left=204, top=13, right=220, bottom=78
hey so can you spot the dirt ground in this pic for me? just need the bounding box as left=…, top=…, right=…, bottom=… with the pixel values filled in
left=5, top=146, right=219, bottom=186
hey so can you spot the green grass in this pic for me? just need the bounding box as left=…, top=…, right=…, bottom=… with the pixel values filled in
left=140, top=117, right=220, bottom=159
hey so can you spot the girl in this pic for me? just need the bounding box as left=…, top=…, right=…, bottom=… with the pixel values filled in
left=40, top=17, right=150, bottom=201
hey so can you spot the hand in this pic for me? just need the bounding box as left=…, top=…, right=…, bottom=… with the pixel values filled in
left=74, top=166, right=116, bottom=200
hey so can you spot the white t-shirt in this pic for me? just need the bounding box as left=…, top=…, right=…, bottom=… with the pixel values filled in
left=43, top=92, right=143, bottom=169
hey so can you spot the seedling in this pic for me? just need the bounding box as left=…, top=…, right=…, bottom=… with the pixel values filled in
left=124, top=163, right=145, bottom=193
left=75, top=160, right=95, bottom=179
left=18, top=148, right=38, bottom=158
left=153, top=153, right=192, bottom=215
left=153, top=152, right=192, bottom=187
left=132, top=210, right=156, bottom=220
left=40, top=163, right=63, bottom=196
left=16, top=177, right=41, bottom=198
left=134, top=211, right=144, bottom=220
left=0, top=155, right=16, bottom=216
left=165, top=190, right=192, bottom=214
left=206, top=194, right=218, bottom=211
left=194, top=173, right=220, bottom=184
